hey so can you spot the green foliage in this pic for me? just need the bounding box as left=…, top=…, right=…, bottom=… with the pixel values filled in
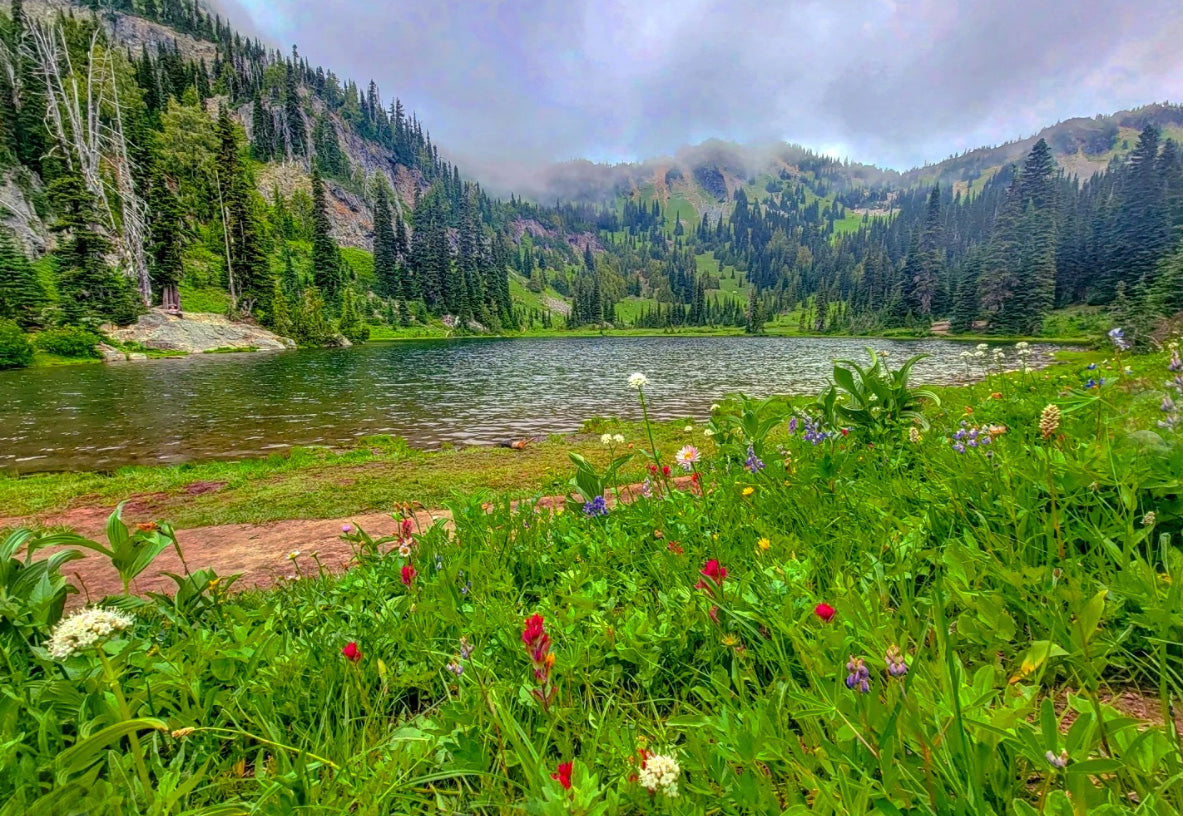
left=335, top=288, right=369, bottom=343
left=3, top=349, right=1183, bottom=813
left=814, top=348, right=941, bottom=437
left=0, top=317, right=33, bottom=368
left=33, top=326, right=101, bottom=358
left=290, top=286, right=334, bottom=346
left=0, top=228, right=45, bottom=328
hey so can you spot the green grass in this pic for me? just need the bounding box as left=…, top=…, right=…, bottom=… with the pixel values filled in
left=3, top=345, right=1182, bottom=813
left=177, top=283, right=230, bottom=314
left=29, top=351, right=103, bottom=367
left=0, top=420, right=703, bottom=528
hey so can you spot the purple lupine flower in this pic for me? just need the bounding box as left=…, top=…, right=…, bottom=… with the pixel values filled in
left=885, top=645, right=908, bottom=677
left=446, top=660, right=464, bottom=676
left=788, top=416, right=798, bottom=433
left=745, top=445, right=765, bottom=474
left=1163, top=396, right=1176, bottom=414
left=459, top=637, right=474, bottom=660
left=1086, top=363, right=1098, bottom=371
left=802, top=417, right=830, bottom=445
left=435, top=553, right=444, bottom=571
left=1170, top=351, right=1182, bottom=373
left=583, top=495, right=608, bottom=517
left=952, top=442, right=966, bottom=454
left=845, top=656, right=871, bottom=693
left=640, top=478, right=653, bottom=499
left=460, top=580, right=471, bottom=595
left=1109, top=328, right=1130, bottom=351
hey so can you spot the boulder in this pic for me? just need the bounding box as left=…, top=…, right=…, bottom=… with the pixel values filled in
left=104, top=310, right=296, bottom=355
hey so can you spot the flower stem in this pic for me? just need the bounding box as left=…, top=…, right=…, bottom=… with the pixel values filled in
left=98, top=650, right=155, bottom=805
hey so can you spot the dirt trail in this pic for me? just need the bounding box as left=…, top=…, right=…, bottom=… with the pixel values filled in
left=6, top=477, right=690, bottom=605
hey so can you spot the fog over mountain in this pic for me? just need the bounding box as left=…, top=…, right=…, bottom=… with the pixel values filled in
left=220, top=0, right=1183, bottom=185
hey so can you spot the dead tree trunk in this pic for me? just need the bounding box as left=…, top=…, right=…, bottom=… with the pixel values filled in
left=31, top=25, right=153, bottom=306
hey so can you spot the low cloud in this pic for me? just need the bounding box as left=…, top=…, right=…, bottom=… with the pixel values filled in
left=224, top=0, right=1183, bottom=187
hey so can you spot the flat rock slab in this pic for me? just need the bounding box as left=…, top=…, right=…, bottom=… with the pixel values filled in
left=104, top=309, right=296, bottom=354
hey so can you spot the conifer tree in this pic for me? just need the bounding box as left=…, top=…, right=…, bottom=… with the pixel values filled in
left=336, top=287, right=369, bottom=343
left=310, top=166, right=343, bottom=302
left=372, top=184, right=402, bottom=298
left=269, top=278, right=293, bottom=339
left=0, top=227, right=44, bottom=328
left=284, top=61, right=306, bottom=158
left=148, top=162, right=186, bottom=310
left=49, top=168, right=138, bottom=325
left=215, top=107, right=273, bottom=316
left=250, top=96, right=276, bottom=161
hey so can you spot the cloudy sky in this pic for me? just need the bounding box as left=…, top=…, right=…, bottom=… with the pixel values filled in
left=220, top=0, right=1183, bottom=174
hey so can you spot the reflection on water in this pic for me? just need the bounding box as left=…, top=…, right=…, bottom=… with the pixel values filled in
left=0, top=336, right=1058, bottom=473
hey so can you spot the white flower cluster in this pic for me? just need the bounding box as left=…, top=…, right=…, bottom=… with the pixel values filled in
left=46, top=607, right=135, bottom=660
left=628, top=372, right=649, bottom=389
left=1015, top=341, right=1032, bottom=372
left=637, top=752, right=681, bottom=798
left=600, top=433, right=625, bottom=446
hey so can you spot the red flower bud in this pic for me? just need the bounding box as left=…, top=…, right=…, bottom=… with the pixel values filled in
left=341, top=641, right=362, bottom=662
left=814, top=602, right=836, bottom=622
left=552, top=761, right=573, bottom=790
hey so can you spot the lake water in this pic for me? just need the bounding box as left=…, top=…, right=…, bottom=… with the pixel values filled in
left=0, top=336, right=1058, bottom=473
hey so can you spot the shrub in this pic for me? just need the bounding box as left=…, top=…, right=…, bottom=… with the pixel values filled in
left=33, top=326, right=101, bottom=358
left=0, top=319, right=33, bottom=369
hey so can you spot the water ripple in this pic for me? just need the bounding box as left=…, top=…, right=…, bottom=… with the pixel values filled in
left=0, top=336, right=1058, bottom=473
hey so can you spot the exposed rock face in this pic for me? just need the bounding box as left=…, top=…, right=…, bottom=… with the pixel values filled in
left=104, top=310, right=296, bottom=354
left=0, top=173, right=49, bottom=256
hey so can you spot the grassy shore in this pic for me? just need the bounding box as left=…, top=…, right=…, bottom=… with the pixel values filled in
left=0, top=419, right=700, bottom=528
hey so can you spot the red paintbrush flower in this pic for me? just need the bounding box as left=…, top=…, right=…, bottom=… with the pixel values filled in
left=400, top=564, right=417, bottom=586
left=695, top=559, right=727, bottom=594
left=814, top=602, right=836, bottom=622
left=341, top=641, right=362, bottom=662
left=552, top=761, right=573, bottom=789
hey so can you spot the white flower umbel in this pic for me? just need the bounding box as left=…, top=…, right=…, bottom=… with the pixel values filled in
left=46, top=607, right=135, bottom=660
left=601, top=433, right=613, bottom=445
left=638, top=752, right=681, bottom=798
left=628, top=373, right=649, bottom=389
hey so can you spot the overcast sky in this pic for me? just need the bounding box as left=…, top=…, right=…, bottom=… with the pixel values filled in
left=220, top=0, right=1183, bottom=175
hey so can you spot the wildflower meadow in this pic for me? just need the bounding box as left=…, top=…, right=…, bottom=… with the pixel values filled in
left=2, top=341, right=1182, bottom=814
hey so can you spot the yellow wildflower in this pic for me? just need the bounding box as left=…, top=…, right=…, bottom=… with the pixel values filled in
left=757, top=537, right=771, bottom=552
left=742, top=486, right=755, bottom=497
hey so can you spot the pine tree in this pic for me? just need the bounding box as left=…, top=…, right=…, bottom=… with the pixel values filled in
left=215, top=107, right=274, bottom=316
left=746, top=288, right=764, bottom=334
left=950, top=252, right=981, bottom=334
left=269, top=278, right=293, bottom=339
left=372, top=184, right=402, bottom=298
left=250, top=96, right=276, bottom=161
left=284, top=61, right=306, bottom=158
left=0, top=227, right=44, bottom=328
left=49, top=168, right=138, bottom=325
left=292, top=286, right=333, bottom=346
left=336, top=288, right=369, bottom=343
left=310, top=166, right=343, bottom=302
left=979, top=174, right=1025, bottom=333
left=11, top=0, right=47, bottom=173
left=148, top=162, right=186, bottom=311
